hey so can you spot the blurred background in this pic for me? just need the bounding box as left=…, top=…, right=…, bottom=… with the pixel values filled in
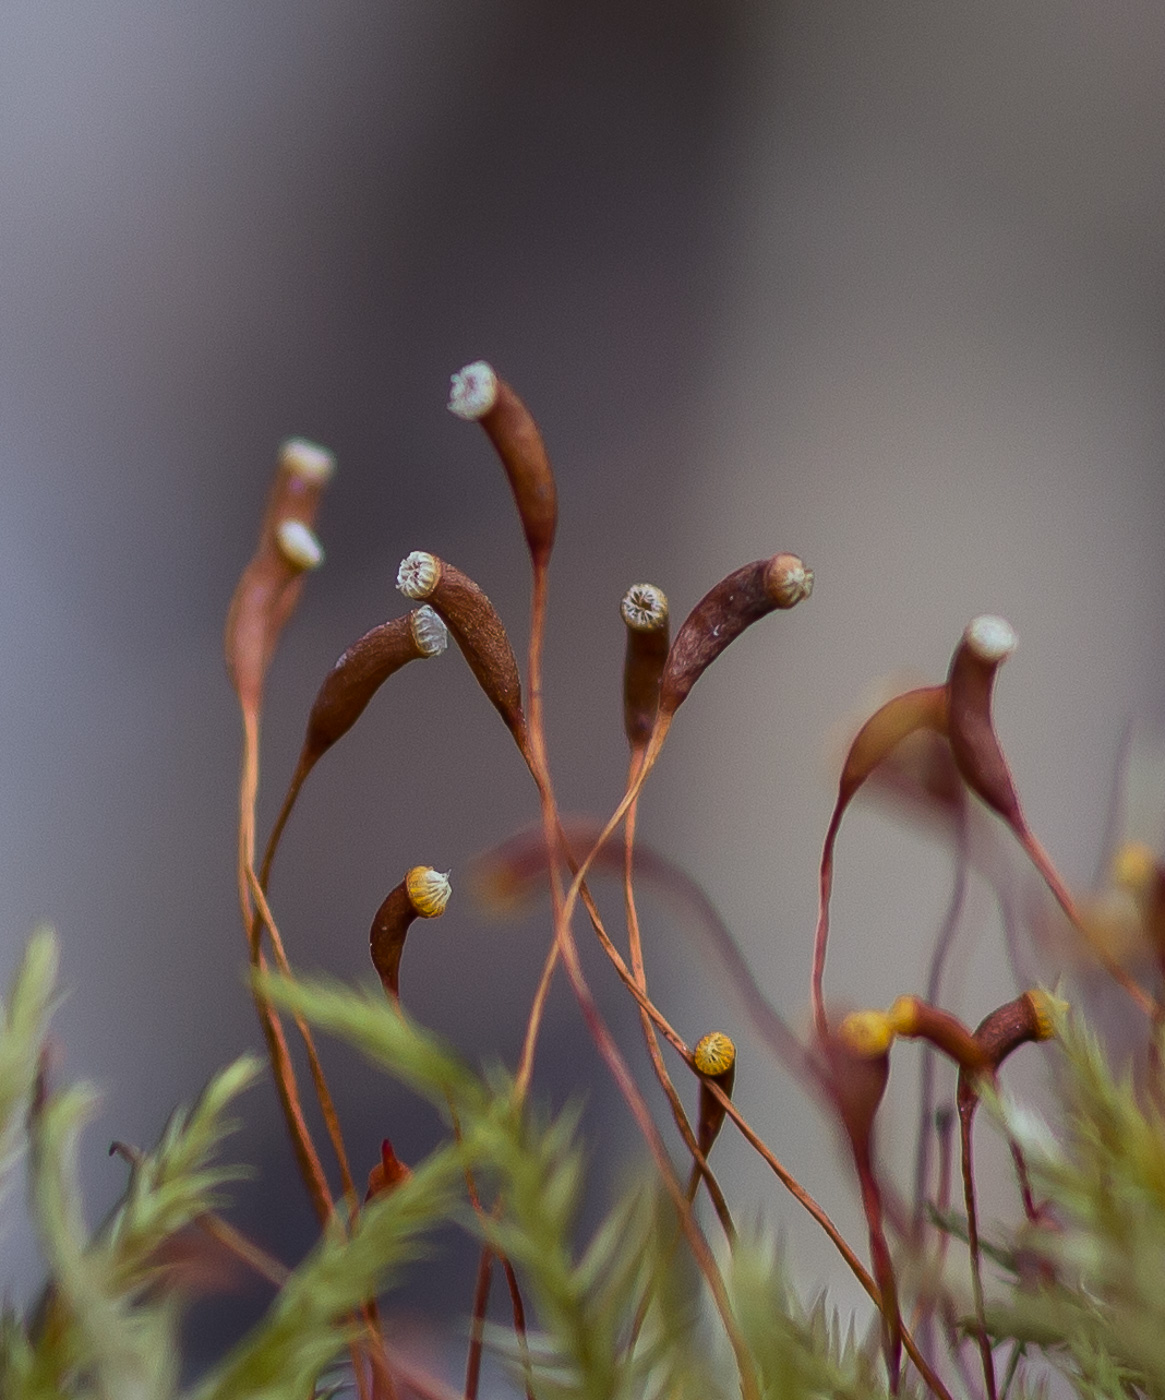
left=3, top=0, right=1165, bottom=1384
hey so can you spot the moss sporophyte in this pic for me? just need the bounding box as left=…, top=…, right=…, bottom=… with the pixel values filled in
left=6, top=362, right=1164, bottom=1400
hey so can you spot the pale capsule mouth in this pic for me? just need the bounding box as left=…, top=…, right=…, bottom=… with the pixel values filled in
left=964, top=614, right=1017, bottom=663
left=397, top=551, right=440, bottom=600
left=448, top=361, right=499, bottom=421
left=766, top=555, right=813, bottom=608
left=279, top=437, right=336, bottom=484
left=620, top=583, right=669, bottom=632
left=275, top=519, right=325, bottom=571
left=410, top=605, right=449, bottom=657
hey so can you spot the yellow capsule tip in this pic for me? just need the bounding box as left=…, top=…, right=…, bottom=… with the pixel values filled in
left=693, top=1031, right=736, bottom=1077
left=838, top=1009, right=896, bottom=1058
left=406, top=866, right=452, bottom=918
left=1025, top=988, right=1067, bottom=1041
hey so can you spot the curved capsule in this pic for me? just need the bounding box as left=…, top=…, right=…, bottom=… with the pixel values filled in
left=397, top=551, right=526, bottom=741
left=966, top=988, right=1062, bottom=1082
left=224, top=438, right=336, bottom=713
left=946, top=615, right=1022, bottom=828
left=370, top=866, right=451, bottom=1003
left=449, top=361, right=558, bottom=569
left=301, top=606, right=447, bottom=766
left=659, top=554, right=811, bottom=719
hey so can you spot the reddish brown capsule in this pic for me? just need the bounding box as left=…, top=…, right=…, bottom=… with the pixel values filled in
left=835, top=687, right=949, bottom=817
left=620, top=583, right=670, bottom=754
left=224, top=439, right=335, bottom=715
left=301, top=606, right=447, bottom=769
left=812, top=685, right=946, bottom=1039
left=888, top=995, right=989, bottom=1074
left=257, top=606, right=448, bottom=891
left=692, top=1031, right=737, bottom=1157
left=449, top=361, right=558, bottom=570
left=946, top=615, right=1023, bottom=829
left=365, top=1138, right=412, bottom=1202
left=658, top=553, right=812, bottom=719
left=839, top=995, right=990, bottom=1074
left=397, top=551, right=526, bottom=743
left=370, top=866, right=451, bottom=1003
left=958, top=989, right=1061, bottom=1106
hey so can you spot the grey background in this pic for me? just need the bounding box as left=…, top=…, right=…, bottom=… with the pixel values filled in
left=2, top=0, right=1164, bottom=1383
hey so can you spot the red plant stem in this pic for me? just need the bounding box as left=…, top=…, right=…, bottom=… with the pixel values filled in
left=456, top=1153, right=532, bottom=1400
left=958, top=1099, right=997, bottom=1400
left=463, top=1248, right=493, bottom=1400
left=237, top=710, right=334, bottom=1226
left=623, top=785, right=734, bottom=1239
left=534, top=760, right=925, bottom=1366
left=618, top=777, right=735, bottom=1360
left=518, top=676, right=759, bottom=1400
left=520, top=781, right=944, bottom=1393
left=236, top=709, right=390, bottom=1400
left=913, top=811, right=970, bottom=1241
left=514, top=561, right=561, bottom=1096
left=1019, top=828, right=1154, bottom=1016
left=486, top=820, right=807, bottom=1080
left=196, top=1213, right=289, bottom=1289
left=703, top=1080, right=953, bottom=1400
left=247, top=869, right=359, bottom=1208
left=811, top=808, right=843, bottom=1042
left=1008, top=1135, right=1038, bottom=1223
left=257, top=758, right=309, bottom=893
left=913, top=1104, right=956, bottom=1374
left=856, top=1147, right=901, bottom=1393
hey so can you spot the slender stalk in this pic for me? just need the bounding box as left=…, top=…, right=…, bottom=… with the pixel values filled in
left=811, top=808, right=843, bottom=1042
left=247, top=870, right=358, bottom=1207
left=236, top=710, right=334, bottom=1227
left=257, top=759, right=308, bottom=893
left=914, top=811, right=970, bottom=1240
left=463, top=1247, right=493, bottom=1400
left=1019, top=828, right=1154, bottom=1016
left=959, top=1100, right=997, bottom=1400
left=236, top=710, right=389, bottom=1400
left=623, top=783, right=734, bottom=1238
left=706, top=1082, right=953, bottom=1400
left=518, top=635, right=759, bottom=1400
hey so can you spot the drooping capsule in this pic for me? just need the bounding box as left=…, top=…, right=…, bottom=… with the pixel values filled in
left=258, top=607, right=448, bottom=892
left=365, top=1138, right=412, bottom=1203
left=370, top=866, right=452, bottom=1003
left=885, top=995, right=988, bottom=1074
left=302, top=606, right=447, bottom=766
left=397, top=551, right=526, bottom=742
left=658, top=554, right=811, bottom=720
left=448, top=361, right=558, bottom=570
left=961, top=989, right=1063, bottom=1094
left=946, top=615, right=1022, bottom=828
left=811, top=685, right=949, bottom=1038
left=224, top=438, right=336, bottom=715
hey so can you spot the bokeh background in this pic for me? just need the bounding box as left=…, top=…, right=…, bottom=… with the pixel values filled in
left=3, top=0, right=1165, bottom=1385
